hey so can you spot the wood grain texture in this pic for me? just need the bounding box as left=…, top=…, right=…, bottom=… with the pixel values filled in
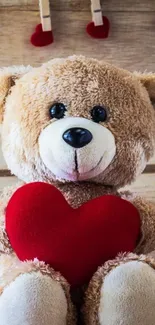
left=0, top=177, right=18, bottom=190
left=144, top=164, right=155, bottom=173
left=1, top=0, right=155, bottom=12
left=123, top=174, right=155, bottom=203
left=0, top=10, right=155, bottom=71
left=0, top=0, right=37, bottom=10
left=148, top=156, right=155, bottom=164
left=0, top=145, right=6, bottom=170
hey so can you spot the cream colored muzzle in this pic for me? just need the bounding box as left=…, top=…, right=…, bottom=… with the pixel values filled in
left=39, top=117, right=116, bottom=181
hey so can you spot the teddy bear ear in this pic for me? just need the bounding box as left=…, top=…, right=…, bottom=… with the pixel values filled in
left=134, top=72, right=155, bottom=100
left=0, top=65, right=32, bottom=123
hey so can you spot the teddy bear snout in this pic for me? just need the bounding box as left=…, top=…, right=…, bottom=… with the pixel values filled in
left=62, top=127, right=93, bottom=148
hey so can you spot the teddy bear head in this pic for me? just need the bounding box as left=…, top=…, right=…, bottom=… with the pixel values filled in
left=0, top=56, right=155, bottom=188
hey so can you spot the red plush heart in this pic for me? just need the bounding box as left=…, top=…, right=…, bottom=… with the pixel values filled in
left=86, top=16, right=110, bottom=39
left=6, top=182, right=140, bottom=287
left=30, top=24, right=54, bottom=47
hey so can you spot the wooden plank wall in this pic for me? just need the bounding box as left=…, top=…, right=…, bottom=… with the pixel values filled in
left=0, top=0, right=155, bottom=201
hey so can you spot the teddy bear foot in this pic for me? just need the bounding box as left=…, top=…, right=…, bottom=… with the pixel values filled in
left=0, top=271, right=74, bottom=325
left=84, top=253, right=155, bottom=325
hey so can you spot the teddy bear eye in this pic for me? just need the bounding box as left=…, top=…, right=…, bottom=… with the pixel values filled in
left=91, top=105, right=107, bottom=123
left=49, top=103, right=67, bottom=119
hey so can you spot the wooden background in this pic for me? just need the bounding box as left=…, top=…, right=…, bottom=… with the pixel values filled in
left=0, top=0, right=155, bottom=201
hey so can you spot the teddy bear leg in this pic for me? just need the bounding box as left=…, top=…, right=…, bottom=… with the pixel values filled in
left=83, top=254, right=155, bottom=325
left=0, top=254, right=76, bottom=325
left=0, top=271, right=69, bottom=325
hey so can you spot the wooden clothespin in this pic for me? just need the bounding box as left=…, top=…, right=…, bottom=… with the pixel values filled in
left=86, top=0, right=110, bottom=39
left=31, top=0, right=54, bottom=47
left=39, top=0, right=52, bottom=32
left=91, top=0, right=103, bottom=27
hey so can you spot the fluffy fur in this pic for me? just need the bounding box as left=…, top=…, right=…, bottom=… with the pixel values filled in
left=100, top=261, right=155, bottom=325
left=84, top=253, right=155, bottom=325
left=1, top=56, right=155, bottom=186
left=0, top=272, right=68, bottom=325
left=0, top=254, right=76, bottom=324
left=0, top=55, right=155, bottom=324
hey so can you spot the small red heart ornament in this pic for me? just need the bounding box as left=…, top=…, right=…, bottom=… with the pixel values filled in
left=86, top=16, right=110, bottom=39
left=6, top=182, right=140, bottom=287
left=30, top=24, right=54, bottom=47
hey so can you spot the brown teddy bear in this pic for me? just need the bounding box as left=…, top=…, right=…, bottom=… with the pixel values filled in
left=0, top=55, right=155, bottom=325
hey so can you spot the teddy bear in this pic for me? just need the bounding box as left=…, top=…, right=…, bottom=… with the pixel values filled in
left=0, top=55, right=155, bottom=325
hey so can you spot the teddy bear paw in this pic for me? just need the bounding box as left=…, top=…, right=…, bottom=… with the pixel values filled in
left=84, top=255, right=155, bottom=325
left=0, top=271, right=72, bottom=325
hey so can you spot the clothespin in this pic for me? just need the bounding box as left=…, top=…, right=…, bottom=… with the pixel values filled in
left=31, top=0, right=54, bottom=47
left=86, top=0, right=110, bottom=39
left=91, top=0, right=103, bottom=26
left=39, top=0, right=52, bottom=32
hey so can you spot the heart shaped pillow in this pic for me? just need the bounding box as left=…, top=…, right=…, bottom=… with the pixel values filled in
left=31, top=24, right=54, bottom=47
left=6, top=182, right=140, bottom=287
left=86, top=16, right=110, bottom=39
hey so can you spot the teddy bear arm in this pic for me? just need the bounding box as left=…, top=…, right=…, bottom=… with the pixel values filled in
left=120, top=191, right=155, bottom=254
left=0, top=182, right=24, bottom=254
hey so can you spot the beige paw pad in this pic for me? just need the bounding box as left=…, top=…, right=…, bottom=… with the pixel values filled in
left=99, top=261, right=155, bottom=325
left=0, top=271, right=67, bottom=325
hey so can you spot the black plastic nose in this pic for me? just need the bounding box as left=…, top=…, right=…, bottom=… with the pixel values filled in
left=63, top=127, right=93, bottom=148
